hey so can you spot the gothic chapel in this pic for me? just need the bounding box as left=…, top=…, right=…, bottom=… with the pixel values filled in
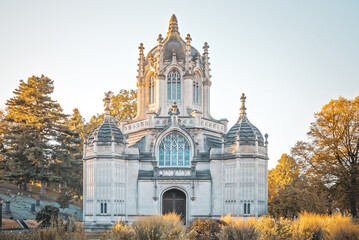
left=83, top=15, right=269, bottom=231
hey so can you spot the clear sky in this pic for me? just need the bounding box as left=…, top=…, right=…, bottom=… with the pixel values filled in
left=0, top=0, right=358, bottom=169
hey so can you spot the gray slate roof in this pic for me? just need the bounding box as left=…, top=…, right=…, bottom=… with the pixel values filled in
left=225, top=115, right=264, bottom=146
left=87, top=119, right=124, bottom=145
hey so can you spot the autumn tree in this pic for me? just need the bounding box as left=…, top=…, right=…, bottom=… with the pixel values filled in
left=84, top=89, right=137, bottom=137
left=292, top=96, right=359, bottom=217
left=269, top=184, right=325, bottom=218
left=0, top=75, right=80, bottom=193
left=268, top=154, right=299, bottom=203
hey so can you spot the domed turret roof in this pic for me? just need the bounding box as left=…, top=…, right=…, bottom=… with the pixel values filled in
left=87, top=98, right=124, bottom=145
left=146, top=14, right=202, bottom=63
left=225, top=94, right=265, bottom=146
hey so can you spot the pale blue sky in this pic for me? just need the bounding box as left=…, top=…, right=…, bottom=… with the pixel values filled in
left=0, top=1, right=358, bottom=169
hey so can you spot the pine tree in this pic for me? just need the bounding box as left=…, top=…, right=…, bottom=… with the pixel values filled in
left=63, top=108, right=85, bottom=197
left=1, top=75, right=79, bottom=193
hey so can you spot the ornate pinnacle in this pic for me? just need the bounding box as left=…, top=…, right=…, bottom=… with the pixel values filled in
left=139, top=43, right=144, bottom=56
left=168, top=14, right=179, bottom=35
left=168, top=101, right=180, bottom=115
left=186, top=33, right=192, bottom=46
left=104, top=96, right=111, bottom=121
left=157, top=34, right=163, bottom=45
left=203, top=42, right=209, bottom=54
left=240, top=93, right=247, bottom=116
left=137, top=43, right=145, bottom=81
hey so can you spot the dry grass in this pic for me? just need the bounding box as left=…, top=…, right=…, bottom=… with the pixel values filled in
left=133, top=213, right=186, bottom=240
left=295, top=212, right=359, bottom=240
left=25, top=219, right=41, bottom=229
left=1, top=219, right=22, bottom=230
left=1, top=212, right=358, bottom=240
left=219, top=215, right=260, bottom=240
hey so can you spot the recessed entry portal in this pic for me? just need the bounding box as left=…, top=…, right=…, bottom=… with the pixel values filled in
left=162, top=189, right=186, bottom=222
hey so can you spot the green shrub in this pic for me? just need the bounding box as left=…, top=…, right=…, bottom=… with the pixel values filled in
left=36, top=205, right=59, bottom=227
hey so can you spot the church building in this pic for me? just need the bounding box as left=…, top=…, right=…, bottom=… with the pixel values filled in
left=83, top=14, right=269, bottom=231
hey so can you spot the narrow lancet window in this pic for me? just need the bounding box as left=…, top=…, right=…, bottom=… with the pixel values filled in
left=159, top=132, right=190, bottom=167
left=193, top=79, right=199, bottom=104
left=149, top=76, right=154, bottom=104
left=167, top=70, right=181, bottom=101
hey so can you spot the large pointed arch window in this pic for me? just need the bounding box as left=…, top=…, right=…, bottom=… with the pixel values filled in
left=159, top=132, right=190, bottom=167
left=149, top=75, right=154, bottom=104
left=167, top=70, right=181, bottom=101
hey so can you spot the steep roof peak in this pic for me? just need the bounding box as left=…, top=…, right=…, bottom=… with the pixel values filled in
left=168, top=14, right=179, bottom=36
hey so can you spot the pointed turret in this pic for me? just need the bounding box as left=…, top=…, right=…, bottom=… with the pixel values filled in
left=167, top=14, right=179, bottom=36
left=137, top=43, right=145, bottom=82
left=203, top=42, right=211, bottom=81
left=225, top=94, right=265, bottom=147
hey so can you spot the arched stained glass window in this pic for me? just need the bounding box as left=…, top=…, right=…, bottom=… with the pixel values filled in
left=159, top=132, right=190, bottom=167
left=167, top=70, right=181, bottom=101
left=149, top=75, right=154, bottom=104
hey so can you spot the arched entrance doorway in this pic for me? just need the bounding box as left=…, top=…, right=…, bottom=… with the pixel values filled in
left=162, top=189, right=186, bottom=222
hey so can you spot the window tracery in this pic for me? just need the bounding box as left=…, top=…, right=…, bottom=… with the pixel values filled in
left=159, top=132, right=190, bottom=167
left=167, top=70, right=181, bottom=101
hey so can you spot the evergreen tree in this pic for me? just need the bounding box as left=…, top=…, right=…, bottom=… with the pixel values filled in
left=1, top=75, right=79, bottom=193
left=64, top=108, right=85, bottom=197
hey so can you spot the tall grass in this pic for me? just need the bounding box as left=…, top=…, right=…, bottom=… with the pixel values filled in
left=218, top=215, right=259, bottom=240
left=1, top=212, right=358, bottom=240
left=295, top=212, right=359, bottom=240
left=132, top=212, right=186, bottom=240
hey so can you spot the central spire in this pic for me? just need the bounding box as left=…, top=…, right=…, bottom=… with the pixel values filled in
left=167, top=14, right=179, bottom=36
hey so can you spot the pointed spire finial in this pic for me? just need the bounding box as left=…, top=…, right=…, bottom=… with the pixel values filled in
left=104, top=96, right=111, bottom=121
left=240, top=93, right=247, bottom=116
left=139, top=43, right=144, bottom=55
left=157, top=34, right=163, bottom=45
left=186, top=33, right=192, bottom=46
left=168, top=14, right=179, bottom=35
left=203, top=42, right=209, bottom=54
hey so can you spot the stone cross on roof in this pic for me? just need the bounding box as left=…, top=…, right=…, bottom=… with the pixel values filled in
left=186, top=33, right=192, bottom=46
left=240, top=93, right=247, bottom=116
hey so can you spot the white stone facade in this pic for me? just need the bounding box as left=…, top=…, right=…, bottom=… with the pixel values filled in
left=83, top=14, right=268, bottom=231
